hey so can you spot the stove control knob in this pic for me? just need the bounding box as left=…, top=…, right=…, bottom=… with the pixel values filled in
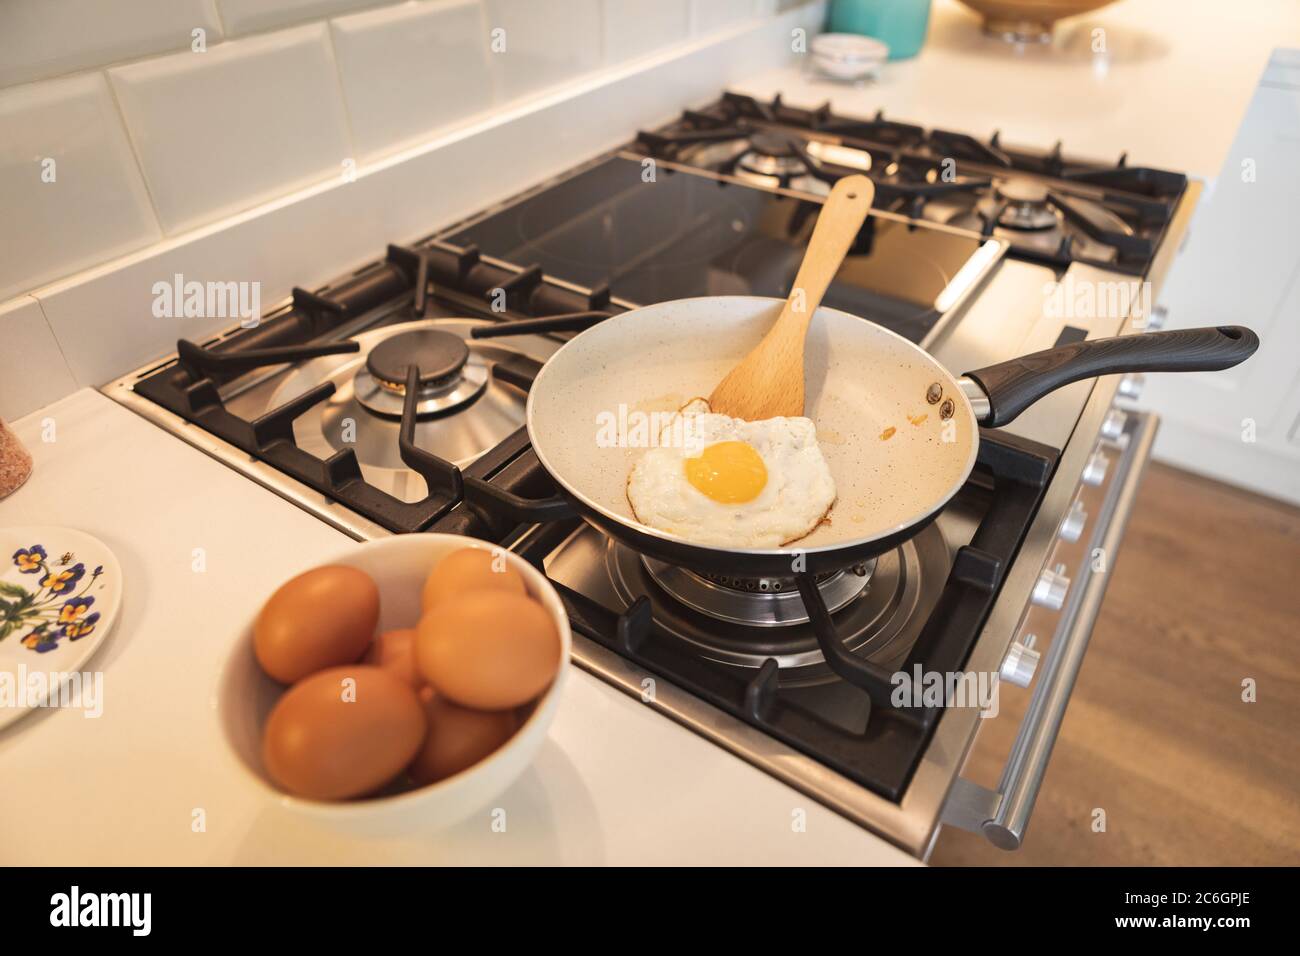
left=1082, top=449, right=1110, bottom=486
left=1032, top=566, right=1070, bottom=611
left=1146, top=305, right=1168, bottom=331
left=1117, top=374, right=1145, bottom=402
left=1100, top=408, right=1129, bottom=445
left=1001, top=635, right=1041, bottom=689
left=1059, top=499, right=1088, bottom=542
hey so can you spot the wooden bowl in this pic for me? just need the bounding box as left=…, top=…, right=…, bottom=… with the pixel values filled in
left=954, top=0, right=1118, bottom=42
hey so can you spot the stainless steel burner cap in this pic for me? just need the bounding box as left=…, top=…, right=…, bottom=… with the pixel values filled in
left=982, top=179, right=1059, bottom=231
left=642, top=557, right=875, bottom=627
left=997, top=179, right=1050, bottom=205
left=749, top=131, right=798, bottom=159
left=352, top=362, right=488, bottom=419
left=366, top=328, right=470, bottom=389
left=737, top=132, right=808, bottom=180
left=353, top=327, right=489, bottom=419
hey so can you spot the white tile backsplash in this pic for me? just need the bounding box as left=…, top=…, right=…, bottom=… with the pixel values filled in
left=0, top=74, right=161, bottom=302
left=603, top=0, right=690, bottom=63
left=0, top=0, right=799, bottom=394
left=0, top=0, right=223, bottom=89
left=218, top=0, right=391, bottom=37
left=332, top=0, right=494, bottom=162
left=33, top=2, right=819, bottom=391
left=693, top=0, right=759, bottom=35
left=0, top=296, right=76, bottom=421
left=484, top=0, right=604, bottom=102
left=108, top=24, right=352, bottom=235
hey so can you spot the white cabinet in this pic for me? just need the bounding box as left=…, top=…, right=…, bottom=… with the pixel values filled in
left=1141, top=48, right=1300, bottom=504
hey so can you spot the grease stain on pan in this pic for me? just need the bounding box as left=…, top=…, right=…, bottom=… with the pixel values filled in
left=633, top=393, right=685, bottom=411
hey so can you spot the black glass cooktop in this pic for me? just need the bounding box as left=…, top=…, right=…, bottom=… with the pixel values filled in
left=441, top=156, right=1002, bottom=344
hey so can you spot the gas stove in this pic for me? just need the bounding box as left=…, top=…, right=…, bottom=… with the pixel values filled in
left=105, top=91, right=1193, bottom=856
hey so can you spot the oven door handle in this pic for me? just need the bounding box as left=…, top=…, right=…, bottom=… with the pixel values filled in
left=942, top=411, right=1158, bottom=850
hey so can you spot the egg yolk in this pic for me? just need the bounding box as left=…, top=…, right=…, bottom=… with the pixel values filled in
left=685, top=441, right=767, bottom=504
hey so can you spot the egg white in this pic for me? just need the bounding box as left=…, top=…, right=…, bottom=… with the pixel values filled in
left=626, top=399, right=836, bottom=549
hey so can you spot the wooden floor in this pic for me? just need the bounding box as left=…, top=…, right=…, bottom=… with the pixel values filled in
left=931, top=463, right=1300, bottom=866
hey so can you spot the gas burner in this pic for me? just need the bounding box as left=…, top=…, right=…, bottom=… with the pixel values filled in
left=368, top=328, right=469, bottom=388
left=978, top=179, right=1058, bottom=231
left=677, top=136, right=752, bottom=172
left=736, top=132, right=805, bottom=178
left=926, top=180, right=1119, bottom=263
left=644, top=557, right=876, bottom=627
left=353, top=328, right=488, bottom=419
left=267, top=319, right=538, bottom=501
left=605, top=524, right=950, bottom=672
left=732, top=132, right=828, bottom=194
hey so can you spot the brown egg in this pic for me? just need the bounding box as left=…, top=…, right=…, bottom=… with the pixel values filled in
left=364, top=628, right=420, bottom=688
left=416, top=591, right=560, bottom=710
left=421, top=547, right=525, bottom=613
left=254, top=565, right=379, bottom=684
left=408, top=688, right=519, bottom=785
left=262, top=665, right=426, bottom=800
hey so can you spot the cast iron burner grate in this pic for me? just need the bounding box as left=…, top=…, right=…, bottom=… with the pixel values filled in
left=133, top=240, right=618, bottom=533
left=634, top=90, right=1188, bottom=275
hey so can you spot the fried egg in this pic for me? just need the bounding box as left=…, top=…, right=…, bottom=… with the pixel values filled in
left=627, top=399, right=836, bottom=548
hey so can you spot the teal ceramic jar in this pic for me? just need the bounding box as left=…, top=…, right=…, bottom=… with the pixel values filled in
left=827, top=0, right=932, bottom=60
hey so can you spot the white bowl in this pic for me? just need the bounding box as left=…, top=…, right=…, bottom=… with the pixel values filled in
left=217, top=534, right=571, bottom=834
left=811, top=33, right=889, bottom=80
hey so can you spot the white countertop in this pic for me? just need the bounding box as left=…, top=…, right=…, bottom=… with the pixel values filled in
left=737, top=0, right=1300, bottom=182
left=0, top=390, right=917, bottom=865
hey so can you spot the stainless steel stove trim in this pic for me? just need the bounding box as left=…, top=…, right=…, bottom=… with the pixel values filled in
left=1145, top=179, right=1203, bottom=313
left=102, top=373, right=392, bottom=541
left=941, top=410, right=1157, bottom=850
left=915, top=360, right=1156, bottom=856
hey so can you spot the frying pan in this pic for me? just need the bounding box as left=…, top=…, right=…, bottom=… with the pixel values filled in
left=522, top=296, right=1257, bottom=578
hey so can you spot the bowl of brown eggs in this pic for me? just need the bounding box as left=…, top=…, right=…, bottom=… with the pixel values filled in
left=218, top=534, right=570, bottom=832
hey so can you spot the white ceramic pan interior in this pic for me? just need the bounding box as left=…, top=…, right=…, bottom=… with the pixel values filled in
left=526, top=296, right=979, bottom=559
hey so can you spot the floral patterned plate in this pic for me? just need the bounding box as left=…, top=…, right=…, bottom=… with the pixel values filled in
left=0, top=526, right=122, bottom=729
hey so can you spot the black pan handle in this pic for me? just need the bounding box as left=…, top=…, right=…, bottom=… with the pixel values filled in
left=963, top=325, right=1259, bottom=427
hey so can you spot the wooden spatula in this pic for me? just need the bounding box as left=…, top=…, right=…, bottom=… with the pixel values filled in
left=709, top=174, right=875, bottom=421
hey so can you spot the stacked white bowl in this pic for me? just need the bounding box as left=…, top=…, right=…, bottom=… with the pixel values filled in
left=810, top=33, right=890, bottom=81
